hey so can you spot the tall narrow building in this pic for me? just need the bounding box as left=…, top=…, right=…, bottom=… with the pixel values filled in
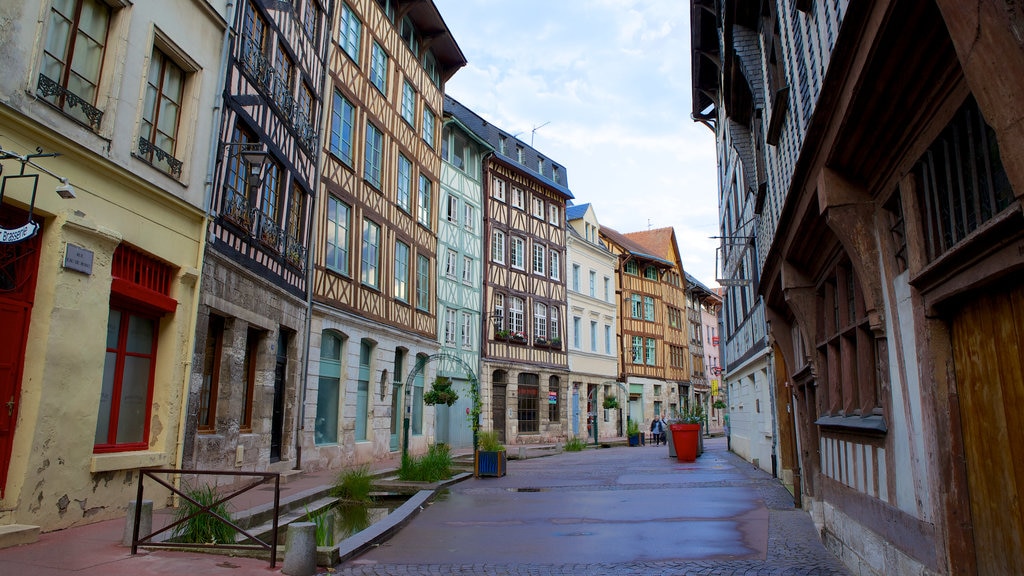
left=185, top=0, right=330, bottom=474
left=0, top=0, right=228, bottom=530
left=446, top=97, right=573, bottom=445
left=302, top=1, right=465, bottom=469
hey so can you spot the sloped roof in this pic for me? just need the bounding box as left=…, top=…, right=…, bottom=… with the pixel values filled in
left=444, top=95, right=574, bottom=199
left=685, top=272, right=720, bottom=301
left=602, top=226, right=674, bottom=267
left=623, top=228, right=678, bottom=265
left=566, top=203, right=590, bottom=221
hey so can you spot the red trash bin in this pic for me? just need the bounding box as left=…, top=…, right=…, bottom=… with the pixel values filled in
left=670, top=423, right=700, bottom=462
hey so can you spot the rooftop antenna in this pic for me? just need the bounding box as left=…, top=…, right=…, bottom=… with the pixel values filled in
left=531, top=121, right=550, bottom=147
left=648, top=218, right=653, bottom=231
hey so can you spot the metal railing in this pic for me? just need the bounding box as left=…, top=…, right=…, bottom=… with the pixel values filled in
left=131, top=469, right=281, bottom=568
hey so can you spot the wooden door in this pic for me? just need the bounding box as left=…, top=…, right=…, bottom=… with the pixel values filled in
left=492, top=383, right=506, bottom=443
left=950, top=281, right=1024, bottom=575
left=0, top=208, right=41, bottom=497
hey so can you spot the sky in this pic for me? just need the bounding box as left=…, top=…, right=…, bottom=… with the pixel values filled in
left=432, top=0, right=721, bottom=287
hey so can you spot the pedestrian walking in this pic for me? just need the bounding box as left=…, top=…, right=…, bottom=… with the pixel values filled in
left=651, top=418, right=664, bottom=446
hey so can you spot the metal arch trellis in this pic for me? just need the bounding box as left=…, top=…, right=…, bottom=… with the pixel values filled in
left=586, top=381, right=631, bottom=446
left=400, top=353, right=481, bottom=459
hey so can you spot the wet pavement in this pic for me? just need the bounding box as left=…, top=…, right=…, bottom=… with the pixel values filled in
left=0, top=436, right=849, bottom=575
left=338, top=436, right=849, bottom=575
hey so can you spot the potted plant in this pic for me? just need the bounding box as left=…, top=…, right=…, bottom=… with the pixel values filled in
left=534, top=336, right=548, bottom=347
left=670, top=405, right=705, bottom=462
left=474, top=430, right=506, bottom=477
left=509, top=330, right=528, bottom=344
left=549, top=336, right=562, bottom=350
left=713, top=399, right=727, bottom=410
left=626, top=419, right=641, bottom=446
left=423, top=376, right=459, bottom=407
left=602, top=395, right=619, bottom=410
left=495, top=329, right=510, bottom=341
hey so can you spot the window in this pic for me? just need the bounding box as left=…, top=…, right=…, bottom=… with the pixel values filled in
left=604, top=277, right=610, bottom=301
left=339, top=3, right=361, bottom=62
left=370, top=41, right=387, bottom=94
left=239, top=328, right=260, bottom=432
left=416, top=255, right=430, bottom=311
left=532, top=243, right=546, bottom=275
left=604, top=324, right=612, bottom=355
left=326, top=196, right=350, bottom=275
left=632, top=336, right=643, bottom=364
left=516, top=145, right=524, bottom=164
left=463, top=204, right=474, bottom=231
left=511, top=187, right=524, bottom=209
left=491, top=229, right=506, bottom=264
left=573, top=316, right=581, bottom=349
left=631, top=294, right=642, bottom=319
left=444, top=308, right=457, bottom=344
left=551, top=308, right=560, bottom=343
left=356, top=340, right=372, bottom=441
left=329, top=90, right=355, bottom=165
left=41, top=0, right=112, bottom=129
left=534, top=303, right=547, bottom=340
left=394, top=240, right=409, bottom=301
left=198, top=315, right=224, bottom=433
left=508, top=297, right=525, bottom=334
left=624, top=260, right=639, bottom=275
left=492, top=177, right=505, bottom=201
left=360, top=219, right=380, bottom=288
left=285, top=184, right=305, bottom=267
left=644, top=296, right=655, bottom=321
left=531, top=196, right=544, bottom=219
left=364, top=122, right=383, bottom=188
left=462, top=255, right=472, bottom=284
left=572, top=264, right=580, bottom=292
left=589, top=321, right=598, bottom=352
left=446, top=194, right=459, bottom=223
left=548, top=204, right=560, bottom=225
left=461, top=312, right=473, bottom=347
left=816, top=260, right=880, bottom=418
left=302, top=0, right=319, bottom=40
left=315, top=331, right=343, bottom=444
left=401, top=80, right=415, bottom=126
left=518, top=373, right=539, bottom=433
left=589, top=271, right=596, bottom=297
left=550, top=251, right=560, bottom=280
left=417, top=174, right=432, bottom=227
left=422, top=107, right=435, bottom=148
left=395, top=154, right=412, bottom=212
left=670, top=345, right=686, bottom=369
left=510, top=237, right=525, bottom=269
left=258, top=159, right=283, bottom=247
left=548, top=376, right=560, bottom=422
left=552, top=165, right=561, bottom=184
left=399, top=15, right=419, bottom=56
left=274, top=44, right=295, bottom=110
left=644, top=266, right=658, bottom=280
left=493, top=293, right=505, bottom=331
left=668, top=307, right=682, bottom=329
left=445, top=248, right=457, bottom=277
left=223, top=126, right=256, bottom=226
left=646, top=338, right=656, bottom=366
left=140, top=48, right=185, bottom=177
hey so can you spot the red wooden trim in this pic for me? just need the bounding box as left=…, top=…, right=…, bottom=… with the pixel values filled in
left=111, top=278, right=177, bottom=314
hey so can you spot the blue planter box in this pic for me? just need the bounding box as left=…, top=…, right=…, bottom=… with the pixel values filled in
left=474, top=450, right=507, bottom=477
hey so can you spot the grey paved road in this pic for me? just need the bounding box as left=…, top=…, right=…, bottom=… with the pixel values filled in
left=335, top=436, right=849, bottom=575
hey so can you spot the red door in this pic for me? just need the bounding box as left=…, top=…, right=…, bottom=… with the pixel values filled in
left=0, top=207, right=41, bottom=497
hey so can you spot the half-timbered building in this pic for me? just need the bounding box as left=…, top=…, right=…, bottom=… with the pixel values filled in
left=600, top=227, right=688, bottom=429
left=565, top=203, right=621, bottom=441
left=0, top=0, right=227, bottom=532
left=184, top=0, right=330, bottom=474
left=446, top=98, right=573, bottom=445
left=303, top=0, right=465, bottom=469
left=692, top=0, right=1024, bottom=573
left=434, top=99, right=490, bottom=449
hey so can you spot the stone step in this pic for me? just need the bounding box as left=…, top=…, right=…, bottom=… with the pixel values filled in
left=0, top=524, right=40, bottom=550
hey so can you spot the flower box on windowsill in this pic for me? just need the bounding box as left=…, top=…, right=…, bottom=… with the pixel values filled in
left=549, top=340, right=562, bottom=350
left=509, top=335, right=528, bottom=345
left=533, top=338, right=548, bottom=348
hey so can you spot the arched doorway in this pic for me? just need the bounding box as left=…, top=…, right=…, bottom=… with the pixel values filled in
left=401, top=353, right=481, bottom=454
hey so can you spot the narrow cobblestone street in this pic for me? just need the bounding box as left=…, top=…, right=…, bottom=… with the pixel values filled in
left=335, top=437, right=848, bottom=575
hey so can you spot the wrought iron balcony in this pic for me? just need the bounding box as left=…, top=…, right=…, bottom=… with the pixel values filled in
left=284, top=234, right=307, bottom=270
left=223, top=191, right=254, bottom=232
left=256, top=210, right=284, bottom=252
left=137, top=137, right=183, bottom=178
left=241, top=36, right=274, bottom=95
left=37, top=74, right=104, bottom=129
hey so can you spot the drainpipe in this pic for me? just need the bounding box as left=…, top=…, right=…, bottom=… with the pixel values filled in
left=173, top=0, right=237, bottom=483
left=295, top=3, right=335, bottom=470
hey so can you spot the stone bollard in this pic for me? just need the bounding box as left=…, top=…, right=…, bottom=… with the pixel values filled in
left=122, top=500, right=153, bottom=546
left=282, top=521, right=317, bottom=576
